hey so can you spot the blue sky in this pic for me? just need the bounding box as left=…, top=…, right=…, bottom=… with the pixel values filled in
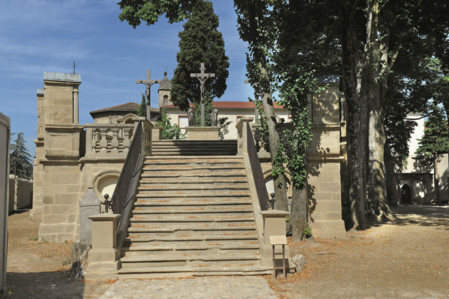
left=0, top=0, right=252, bottom=155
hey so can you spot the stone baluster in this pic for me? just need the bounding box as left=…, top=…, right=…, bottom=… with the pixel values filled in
left=123, top=127, right=130, bottom=153
left=111, top=128, right=119, bottom=155
left=99, top=128, right=107, bottom=154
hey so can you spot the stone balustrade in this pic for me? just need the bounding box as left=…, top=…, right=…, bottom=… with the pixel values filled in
left=84, top=124, right=135, bottom=159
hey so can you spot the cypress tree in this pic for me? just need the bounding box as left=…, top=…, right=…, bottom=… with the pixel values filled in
left=170, top=0, right=229, bottom=120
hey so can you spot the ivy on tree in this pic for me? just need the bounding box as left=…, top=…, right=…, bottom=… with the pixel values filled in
left=10, top=132, right=33, bottom=179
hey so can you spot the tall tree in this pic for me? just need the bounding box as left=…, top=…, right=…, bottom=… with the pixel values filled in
left=10, top=132, right=33, bottom=179
left=169, top=0, right=229, bottom=113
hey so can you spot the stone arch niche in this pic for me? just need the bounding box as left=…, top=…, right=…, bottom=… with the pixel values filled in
left=93, top=170, right=121, bottom=201
left=400, top=184, right=412, bottom=204
left=263, top=170, right=292, bottom=211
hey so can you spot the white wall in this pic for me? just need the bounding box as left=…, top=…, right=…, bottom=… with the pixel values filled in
left=404, top=112, right=426, bottom=173
left=166, top=106, right=290, bottom=140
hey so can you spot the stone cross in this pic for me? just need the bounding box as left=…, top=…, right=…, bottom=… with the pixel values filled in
left=244, top=79, right=259, bottom=121
left=190, top=63, right=215, bottom=126
left=137, top=69, right=161, bottom=121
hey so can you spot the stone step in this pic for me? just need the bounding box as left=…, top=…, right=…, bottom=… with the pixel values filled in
left=118, top=265, right=272, bottom=278
left=122, top=241, right=260, bottom=253
left=140, top=172, right=246, bottom=178
left=134, top=198, right=252, bottom=206
left=139, top=177, right=247, bottom=184
left=137, top=190, right=250, bottom=197
left=145, top=156, right=242, bottom=162
left=137, top=183, right=249, bottom=191
left=128, top=230, right=257, bottom=242
left=142, top=164, right=245, bottom=171
left=127, top=233, right=257, bottom=245
left=132, top=205, right=253, bottom=214
left=121, top=253, right=260, bottom=263
left=120, top=254, right=260, bottom=269
left=128, top=223, right=256, bottom=233
left=130, top=213, right=254, bottom=222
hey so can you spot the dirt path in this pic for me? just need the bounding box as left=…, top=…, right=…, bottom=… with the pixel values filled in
left=4, top=205, right=449, bottom=298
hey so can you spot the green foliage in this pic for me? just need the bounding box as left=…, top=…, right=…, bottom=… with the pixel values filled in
left=137, top=93, right=146, bottom=117
left=170, top=0, right=229, bottom=112
left=118, top=0, right=199, bottom=27
left=218, top=117, right=232, bottom=141
left=303, top=225, right=312, bottom=237
left=415, top=104, right=449, bottom=167
left=10, top=132, right=33, bottom=179
left=156, top=108, right=185, bottom=140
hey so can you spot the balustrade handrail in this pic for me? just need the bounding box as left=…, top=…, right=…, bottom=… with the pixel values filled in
left=111, top=119, right=152, bottom=249
left=245, top=122, right=270, bottom=211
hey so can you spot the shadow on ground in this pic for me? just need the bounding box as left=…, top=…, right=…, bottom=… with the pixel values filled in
left=390, top=204, right=449, bottom=229
left=5, top=271, right=85, bottom=298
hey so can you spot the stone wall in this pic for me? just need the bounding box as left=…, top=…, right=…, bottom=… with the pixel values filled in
left=8, top=175, right=33, bottom=213
left=33, top=73, right=130, bottom=242
left=0, top=113, right=10, bottom=290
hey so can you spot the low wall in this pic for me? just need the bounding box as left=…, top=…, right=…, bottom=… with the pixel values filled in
left=8, top=175, right=33, bottom=212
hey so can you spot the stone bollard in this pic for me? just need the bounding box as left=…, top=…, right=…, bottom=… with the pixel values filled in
left=260, top=210, right=290, bottom=267
left=87, top=214, right=121, bottom=277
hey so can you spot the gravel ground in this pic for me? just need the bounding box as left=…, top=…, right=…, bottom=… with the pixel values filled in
left=4, top=205, right=449, bottom=298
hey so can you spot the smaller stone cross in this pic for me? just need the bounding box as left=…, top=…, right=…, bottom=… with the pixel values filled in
left=137, top=69, right=161, bottom=121
left=190, top=63, right=215, bottom=126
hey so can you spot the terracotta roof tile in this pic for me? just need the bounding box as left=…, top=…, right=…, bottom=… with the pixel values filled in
left=90, top=102, right=140, bottom=114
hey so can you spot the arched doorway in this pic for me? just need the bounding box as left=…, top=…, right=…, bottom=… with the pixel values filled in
left=400, top=184, right=412, bottom=204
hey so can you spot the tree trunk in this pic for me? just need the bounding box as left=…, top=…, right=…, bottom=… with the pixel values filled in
left=290, top=183, right=308, bottom=241
left=367, top=81, right=393, bottom=220
left=384, top=142, right=398, bottom=205
left=260, top=91, right=289, bottom=211
left=434, top=157, right=440, bottom=203
left=341, top=12, right=367, bottom=230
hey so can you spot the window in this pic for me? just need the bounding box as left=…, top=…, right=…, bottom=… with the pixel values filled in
left=163, top=95, right=169, bottom=106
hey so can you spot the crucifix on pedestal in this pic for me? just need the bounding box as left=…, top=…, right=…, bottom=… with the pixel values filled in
left=190, top=63, right=215, bottom=126
left=137, top=69, right=161, bottom=121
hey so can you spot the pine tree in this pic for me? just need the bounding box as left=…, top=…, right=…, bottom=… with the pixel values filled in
left=170, top=0, right=229, bottom=114
left=10, top=132, right=33, bottom=179
left=415, top=104, right=449, bottom=167
left=415, top=104, right=449, bottom=202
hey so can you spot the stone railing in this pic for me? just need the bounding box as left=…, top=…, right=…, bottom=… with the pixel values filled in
left=84, top=124, right=135, bottom=159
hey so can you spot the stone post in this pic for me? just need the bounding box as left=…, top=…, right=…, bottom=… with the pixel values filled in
left=87, top=214, right=121, bottom=277
left=260, top=210, right=290, bottom=266
left=73, top=88, right=79, bottom=124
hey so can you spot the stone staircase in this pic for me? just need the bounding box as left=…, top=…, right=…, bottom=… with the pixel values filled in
left=118, top=141, right=270, bottom=278
left=151, top=140, right=238, bottom=156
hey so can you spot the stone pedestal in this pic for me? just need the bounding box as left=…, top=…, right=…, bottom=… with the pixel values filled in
left=260, top=210, right=290, bottom=266
left=185, top=127, right=220, bottom=140
left=152, top=126, right=162, bottom=141
left=87, top=214, right=120, bottom=277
